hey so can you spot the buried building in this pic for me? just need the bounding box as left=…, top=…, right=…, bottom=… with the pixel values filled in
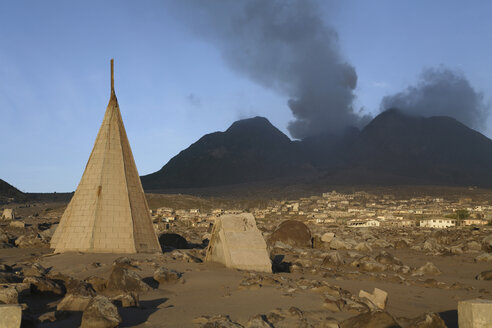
left=205, top=213, right=272, bottom=273
left=51, top=60, right=161, bottom=254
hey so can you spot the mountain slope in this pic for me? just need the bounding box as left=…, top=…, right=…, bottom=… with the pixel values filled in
left=0, top=179, right=26, bottom=203
left=141, top=117, right=307, bottom=189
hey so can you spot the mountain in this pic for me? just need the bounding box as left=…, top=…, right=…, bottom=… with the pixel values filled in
left=0, top=179, right=26, bottom=203
left=141, top=117, right=309, bottom=189
left=141, top=110, right=492, bottom=190
left=343, top=109, right=492, bottom=186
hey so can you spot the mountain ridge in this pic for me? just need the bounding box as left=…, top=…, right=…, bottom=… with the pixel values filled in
left=141, top=110, right=492, bottom=190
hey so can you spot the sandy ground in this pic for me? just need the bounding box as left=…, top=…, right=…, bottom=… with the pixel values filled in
left=0, top=246, right=490, bottom=328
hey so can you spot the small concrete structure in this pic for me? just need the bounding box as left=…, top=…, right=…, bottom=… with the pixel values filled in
left=359, top=288, right=388, bottom=310
left=458, top=299, right=492, bottom=328
left=205, top=213, right=271, bottom=273
left=1, top=209, right=14, bottom=221
left=0, top=304, right=22, bottom=328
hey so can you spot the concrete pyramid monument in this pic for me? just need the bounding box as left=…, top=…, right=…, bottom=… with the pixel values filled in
left=51, top=60, right=161, bottom=253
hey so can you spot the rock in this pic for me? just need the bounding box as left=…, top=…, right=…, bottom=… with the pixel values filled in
left=267, top=220, right=312, bottom=248
left=474, top=253, right=492, bottom=262
left=0, top=231, right=9, bottom=244
left=412, top=262, right=441, bottom=276
left=475, top=270, right=492, bottom=280
left=322, top=251, right=344, bottom=266
left=404, top=312, right=447, bottom=328
left=466, top=241, right=482, bottom=251
left=375, top=251, right=402, bottom=266
left=323, top=295, right=343, bottom=312
left=340, top=311, right=400, bottom=328
left=356, top=258, right=387, bottom=272
left=153, top=267, right=181, bottom=285
left=245, top=314, right=273, bottom=328
left=1, top=209, right=15, bottom=221
left=394, top=240, right=409, bottom=249
left=193, top=314, right=243, bottom=327
left=205, top=213, right=272, bottom=273
left=159, top=233, right=188, bottom=249
left=458, top=299, right=492, bottom=328
left=23, top=262, right=48, bottom=277
left=14, top=234, right=46, bottom=248
left=321, top=232, right=335, bottom=243
left=112, top=292, right=139, bottom=307
left=23, top=276, right=64, bottom=295
left=81, top=296, right=122, bottom=328
left=106, top=265, right=150, bottom=293
left=85, top=276, right=107, bottom=292
left=0, top=304, right=22, bottom=328
left=329, top=238, right=352, bottom=250
left=449, top=245, right=464, bottom=255
left=482, top=234, right=492, bottom=253
left=354, top=242, right=373, bottom=252
left=9, top=221, right=24, bottom=229
left=0, top=286, right=18, bottom=304
left=39, top=224, right=58, bottom=240
left=0, top=273, right=22, bottom=284
left=57, top=293, right=93, bottom=311
left=65, top=278, right=96, bottom=296
left=358, top=288, right=388, bottom=310
left=0, top=283, right=30, bottom=300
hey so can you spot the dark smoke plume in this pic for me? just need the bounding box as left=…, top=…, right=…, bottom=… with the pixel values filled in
left=168, top=0, right=369, bottom=138
left=381, top=67, right=489, bottom=131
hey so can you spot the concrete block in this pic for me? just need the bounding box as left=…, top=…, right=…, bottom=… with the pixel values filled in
left=0, top=304, right=22, bottom=328
left=458, top=299, right=492, bottom=328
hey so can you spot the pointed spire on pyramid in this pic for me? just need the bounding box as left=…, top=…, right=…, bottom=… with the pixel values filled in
left=51, top=59, right=161, bottom=253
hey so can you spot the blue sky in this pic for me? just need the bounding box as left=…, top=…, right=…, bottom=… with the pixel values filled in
left=1, top=0, right=491, bottom=192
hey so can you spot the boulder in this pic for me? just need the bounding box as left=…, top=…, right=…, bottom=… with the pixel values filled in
left=0, top=304, right=22, bottom=328
left=466, top=241, right=482, bottom=251
left=458, top=299, right=492, bottom=328
left=57, top=293, right=93, bottom=311
left=267, top=220, right=312, bottom=248
left=330, top=238, right=353, bottom=250
left=404, top=312, right=447, bottom=328
left=9, top=221, right=24, bottom=229
left=340, top=311, right=400, bottom=328
left=245, top=314, right=273, bottom=328
left=412, top=262, right=441, bottom=276
left=321, top=232, right=335, bottom=243
left=474, top=253, right=492, bottom=262
left=0, top=286, right=18, bottom=304
left=158, top=233, right=188, bottom=249
left=23, top=263, right=49, bottom=277
left=1, top=209, right=15, bottom=221
left=375, top=251, right=402, bottom=266
left=322, top=251, right=345, bottom=266
left=475, top=270, right=492, bottom=281
left=153, top=267, right=181, bottom=285
left=112, top=292, right=139, bottom=308
left=81, top=296, right=121, bottom=328
left=354, top=242, right=373, bottom=252
left=106, top=265, right=150, bottom=293
left=206, top=213, right=272, bottom=273
left=358, top=288, right=388, bottom=310
left=23, top=276, right=64, bottom=295
left=482, top=234, right=492, bottom=253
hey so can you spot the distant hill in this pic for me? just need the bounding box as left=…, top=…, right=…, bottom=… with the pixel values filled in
left=141, top=110, right=492, bottom=190
left=0, top=179, right=26, bottom=203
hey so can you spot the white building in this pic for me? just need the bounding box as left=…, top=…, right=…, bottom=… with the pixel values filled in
left=348, top=219, right=380, bottom=228
left=419, top=218, right=456, bottom=228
